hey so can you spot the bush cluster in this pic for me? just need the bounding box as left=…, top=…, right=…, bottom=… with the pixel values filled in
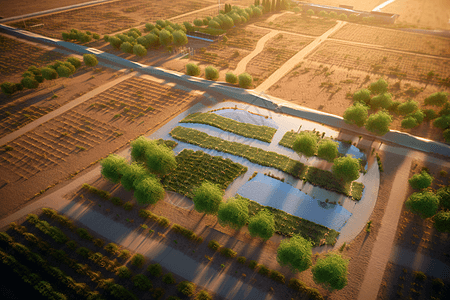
left=61, top=28, right=100, bottom=43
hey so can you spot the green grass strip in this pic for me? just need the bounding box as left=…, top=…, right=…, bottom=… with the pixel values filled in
left=162, top=149, right=247, bottom=199
left=180, top=112, right=277, bottom=143
left=242, top=195, right=339, bottom=246
left=305, top=167, right=351, bottom=197
left=351, top=182, right=364, bottom=201
left=170, top=126, right=307, bottom=179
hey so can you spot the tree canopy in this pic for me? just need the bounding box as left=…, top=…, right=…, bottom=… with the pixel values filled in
left=405, top=191, right=440, bottom=219
left=370, top=93, right=393, bottom=110
left=248, top=209, right=275, bottom=240
left=144, top=142, right=177, bottom=175
left=332, top=155, right=360, bottom=182
left=365, top=110, right=392, bottom=136
left=276, top=235, right=312, bottom=273
left=217, top=196, right=249, bottom=230
left=398, top=100, right=419, bottom=115
left=173, top=30, right=188, bottom=47
left=159, top=29, right=173, bottom=46
left=120, top=162, right=148, bottom=191
left=133, top=176, right=165, bottom=205
left=100, top=154, right=128, bottom=183
left=311, top=253, right=349, bottom=291
left=408, top=170, right=434, bottom=190
left=433, top=211, right=450, bottom=233
left=343, top=102, right=369, bottom=127
left=317, top=139, right=339, bottom=162
left=192, top=181, right=223, bottom=215
left=424, top=92, right=448, bottom=106
left=436, top=186, right=450, bottom=210
left=292, top=131, right=319, bottom=158
left=83, top=54, right=98, bottom=67
left=369, top=78, right=388, bottom=94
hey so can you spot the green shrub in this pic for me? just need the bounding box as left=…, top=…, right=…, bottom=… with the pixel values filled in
left=413, top=271, right=426, bottom=281
left=219, top=247, right=237, bottom=258
left=132, top=274, right=152, bottom=291
left=162, top=272, right=176, bottom=284
left=406, top=191, right=439, bottom=219
left=123, top=202, right=134, bottom=211
left=157, top=217, right=170, bottom=228
left=118, top=249, right=131, bottom=260
left=306, top=287, right=324, bottom=300
left=1, top=82, right=17, bottom=95
left=76, top=247, right=91, bottom=258
left=225, top=72, right=238, bottom=84
left=258, top=265, right=270, bottom=276
left=104, top=243, right=119, bottom=254
left=205, top=66, right=219, bottom=80
left=133, top=44, right=147, bottom=57
left=401, top=116, right=418, bottom=129
left=147, top=263, right=163, bottom=277
left=195, top=290, right=212, bottom=300
left=306, top=9, right=314, bottom=15
left=152, top=287, right=165, bottom=299
left=83, top=54, right=98, bottom=67
left=424, top=92, right=448, bottom=106
left=117, top=266, right=132, bottom=279
left=120, top=42, right=133, bottom=54
left=370, top=93, right=393, bottom=109
left=433, top=115, right=450, bottom=129
left=338, top=13, right=348, bottom=20
left=408, top=170, right=434, bottom=190
left=93, top=33, right=100, bottom=39
left=353, top=89, right=371, bottom=104
left=208, top=240, right=221, bottom=251
left=398, top=100, right=419, bottom=115
left=433, top=211, right=450, bottom=232
left=76, top=228, right=93, bottom=241
left=318, top=11, right=328, bottom=17
left=131, top=253, right=145, bottom=268
left=237, top=256, right=247, bottom=264
left=248, top=260, right=258, bottom=269
left=93, top=238, right=104, bottom=248
left=269, top=270, right=285, bottom=283
left=288, top=278, right=308, bottom=292
left=177, top=281, right=196, bottom=296
left=329, top=11, right=337, bottom=18
left=369, top=78, right=388, bottom=94
left=238, top=73, right=253, bottom=88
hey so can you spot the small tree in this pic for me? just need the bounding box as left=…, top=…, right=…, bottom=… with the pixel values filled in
left=401, top=116, right=418, bottom=129
left=276, top=235, right=312, bottom=273
left=408, top=170, right=434, bottom=190
left=398, top=100, right=419, bottom=115
left=131, top=253, right=145, bottom=268
left=405, top=191, right=440, bottom=219
left=424, top=92, right=448, bottom=106
left=369, top=78, right=388, bottom=94
left=173, top=30, right=188, bottom=47
left=193, top=19, right=203, bottom=26
left=192, top=181, right=223, bottom=215
left=217, top=196, right=249, bottom=230
left=132, top=274, right=152, bottom=291
left=238, top=73, right=253, bottom=88
left=41, top=67, right=58, bottom=81
left=66, top=57, right=82, bottom=69
left=109, top=36, right=122, bottom=49
left=133, top=44, right=147, bottom=56
left=444, top=128, right=450, bottom=143
left=312, top=253, right=349, bottom=291
left=225, top=72, right=238, bottom=84
left=145, top=33, right=159, bottom=47
left=248, top=209, right=275, bottom=240
left=83, top=54, right=98, bottom=67
left=137, top=36, right=150, bottom=48
left=343, top=102, right=369, bottom=127
left=1, top=82, right=17, bottom=95
left=133, top=176, right=165, bottom=205
left=433, top=115, right=450, bottom=129
left=205, top=66, right=219, bottom=81
left=370, top=93, right=393, bottom=109
left=186, top=63, right=201, bottom=76
left=144, top=142, right=177, bottom=175
left=21, top=76, right=39, bottom=89
left=317, top=139, right=339, bottom=162
left=177, top=281, right=196, bottom=297
left=433, top=211, right=450, bottom=233
left=120, top=162, right=148, bottom=191
left=100, top=154, right=128, bottom=184
left=292, top=131, right=318, bottom=158
left=365, top=110, right=392, bottom=136
left=56, top=65, right=72, bottom=78
left=159, top=29, right=173, bottom=47
left=332, top=155, right=360, bottom=182
left=120, top=42, right=133, bottom=54
left=195, top=290, right=212, bottom=300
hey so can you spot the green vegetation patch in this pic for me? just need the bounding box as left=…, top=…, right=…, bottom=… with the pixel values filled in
left=243, top=196, right=339, bottom=246
left=169, top=126, right=307, bottom=179
left=305, top=167, right=351, bottom=197
left=180, top=112, right=277, bottom=143
left=162, top=149, right=247, bottom=198
left=351, top=182, right=364, bottom=201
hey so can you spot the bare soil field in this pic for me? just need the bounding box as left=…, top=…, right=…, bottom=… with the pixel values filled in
left=377, top=159, right=450, bottom=299
left=381, top=0, right=450, bottom=30
left=331, top=23, right=450, bottom=57
left=298, top=0, right=387, bottom=11
left=0, top=35, right=67, bottom=82
left=7, top=0, right=213, bottom=38
left=245, top=33, right=314, bottom=88
left=0, top=67, right=121, bottom=139
left=307, top=40, right=450, bottom=83
left=255, top=13, right=337, bottom=36
left=0, top=76, right=201, bottom=219
left=267, top=61, right=450, bottom=142
left=0, top=0, right=99, bottom=18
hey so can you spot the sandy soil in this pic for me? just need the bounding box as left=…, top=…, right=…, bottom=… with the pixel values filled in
left=0, top=0, right=100, bottom=18
left=267, top=61, right=450, bottom=142
left=298, top=0, right=387, bottom=12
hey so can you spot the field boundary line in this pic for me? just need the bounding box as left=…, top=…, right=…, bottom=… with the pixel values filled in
left=0, top=71, right=136, bottom=147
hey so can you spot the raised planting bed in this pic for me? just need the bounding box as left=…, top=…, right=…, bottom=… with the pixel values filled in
left=351, top=182, right=364, bottom=201
left=180, top=112, right=277, bottom=143
left=305, top=167, right=351, bottom=197
left=169, top=126, right=307, bottom=179
left=243, top=195, right=339, bottom=246
left=162, top=149, right=247, bottom=198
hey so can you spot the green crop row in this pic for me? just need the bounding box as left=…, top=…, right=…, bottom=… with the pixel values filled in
left=180, top=112, right=277, bottom=143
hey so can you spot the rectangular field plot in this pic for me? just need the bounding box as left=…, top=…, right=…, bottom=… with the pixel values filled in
left=331, top=23, right=450, bottom=57
left=0, top=111, right=122, bottom=180
left=246, top=33, right=314, bottom=86
left=87, top=77, right=197, bottom=119
left=162, top=149, right=248, bottom=198
left=0, top=35, right=66, bottom=81
left=255, top=14, right=337, bottom=36
left=307, top=41, right=450, bottom=82
left=7, top=0, right=210, bottom=38
left=0, top=105, right=56, bottom=139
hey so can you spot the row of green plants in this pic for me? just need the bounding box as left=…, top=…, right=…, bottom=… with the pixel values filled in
left=169, top=126, right=363, bottom=198
left=303, top=7, right=387, bottom=24
left=9, top=209, right=214, bottom=300
left=405, top=169, right=450, bottom=233
left=161, top=148, right=248, bottom=198
left=61, top=28, right=100, bottom=43
left=185, top=63, right=253, bottom=88
left=1, top=54, right=98, bottom=96
left=180, top=112, right=277, bottom=142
